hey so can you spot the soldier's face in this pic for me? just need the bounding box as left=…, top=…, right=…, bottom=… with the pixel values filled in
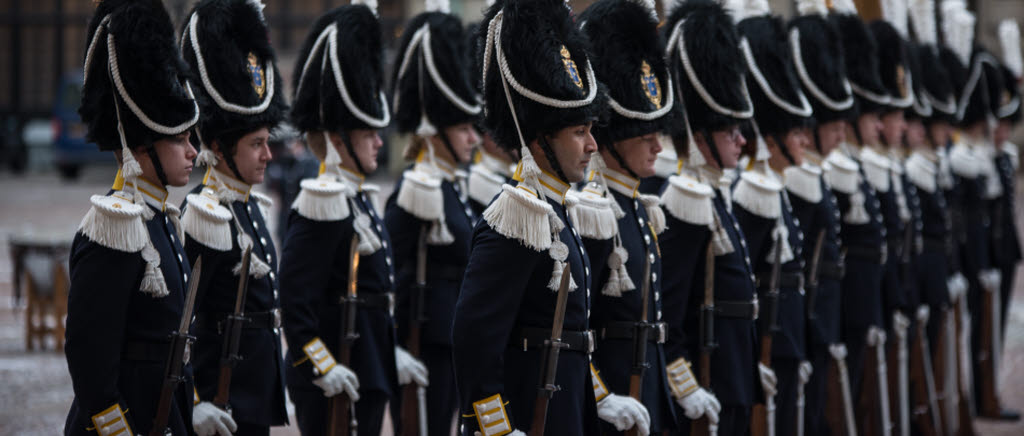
left=927, top=122, right=951, bottom=148
left=995, top=120, right=1012, bottom=146
left=543, top=123, right=597, bottom=183
left=142, top=132, right=196, bottom=187
left=857, top=113, right=883, bottom=146
left=442, top=122, right=480, bottom=164
left=609, top=133, right=663, bottom=178
left=880, top=111, right=906, bottom=148
left=224, top=127, right=272, bottom=185
left=699, top=125, right=745, bottom=169
left=333, top=129, right=383, bottom=174
left=782, top=128, right=809, bottom=165
left=905, top=120, right=927, bottom=148
left=816, top=120, right=846, bottom=155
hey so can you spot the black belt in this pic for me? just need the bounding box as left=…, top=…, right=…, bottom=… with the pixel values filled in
left=818, top=260, right=846, bottom=280
left=397, top=265, right=464, bottom=282
left=922, top=237, right=949, bottom=255
left=715, top=299, right=759, bottom=320
left=845, top=244, right=887, bottom=264
left=333, top=292, right=395, bottom=311
left=599, top=321, right=667, bottom=344
left=195, top=309, right=282, bottom=334
left=122, top=339, right=171, bottom=362
left=756, top=272, right=805, bottom=290
left=511, top=328, right=596, bottom=353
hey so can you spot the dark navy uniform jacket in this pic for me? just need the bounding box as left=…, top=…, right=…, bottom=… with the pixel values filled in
left=452, top=173, right=597, bottom=435
left=905, top=150, right=953, bottom=346
left=948, top=143, right=993, bottom=295
left=181, top=168, right=287, bottom=426
left=861, top=148, right=909, bottom=324
left=279, top=168, right=398, bottom=396
left=660, top=168, right=760, bottom=408
left=732, top=170, right=807, bottom=362
left=991, top=149, right=1021, bottom=269
left=386, top=158, right=475, bottom=348
left=786, top=160, right=844, bottom=348
left=898, top=164, right=925, bottom=311
left=65, top=177, right=194, bottom=436
left=827, top=148, right=887, bottom=334
left=581, top=169, right=676, bottom=432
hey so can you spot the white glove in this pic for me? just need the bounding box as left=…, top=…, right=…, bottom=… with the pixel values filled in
left=312, top=364, right=360, bottom=400
left=474, top=430, right=526, bottom=436
left=597, top=394, right=651, bottom=435
left=395, top=346, right=429, bottom=386
left=980, top=268, right=1002, bottom=291
left=759, top=362, right=778, bottom=397
left=676, top=387, right=721, bottom=423
left=798, top=360, right=813, bottom=385
left=192, top=402, right=237, bottom=436
left=947, top=273, right=968, bottom=300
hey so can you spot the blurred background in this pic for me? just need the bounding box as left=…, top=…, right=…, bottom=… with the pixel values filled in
left=1, top=0, right=1023, bottom=434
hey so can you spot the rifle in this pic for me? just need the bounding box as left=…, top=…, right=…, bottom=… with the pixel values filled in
left=798, top=230, right=826, bottom=436
left=149, top=256, right=202, bottom=436
left=529, top=264, right=572, bottom=436
left=977, top=271, right=1003, bottom=418
left=690, top=242, right=718, bottom=436
left=859, top=327, right=892, bottom=436
left=212, top=246, right=252, bottom=411
left=625, top=243, right=653, bottom=436
left=910, top=307, right=942, bottom=436
left=328, top=236, right=361, bottom=436
left=953, top=291, right=975, bottom=436
left=751, top=233, right=783, bottom=436
left=825, top=344, right=857, bottom=436
left=889, top=220, right=917, bottom=436
left=400, top=227, right=429, bottom=436
left=931, top=306, right=956, bottom=435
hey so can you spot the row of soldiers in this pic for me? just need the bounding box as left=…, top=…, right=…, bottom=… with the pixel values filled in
left=61, top=0, right=1021, bottom=435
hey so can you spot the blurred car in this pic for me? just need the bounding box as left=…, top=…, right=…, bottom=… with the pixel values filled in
left=53, top=71, right=105, bottom=179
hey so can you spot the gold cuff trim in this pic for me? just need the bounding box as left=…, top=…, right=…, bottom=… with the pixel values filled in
left=302, top=337, right=337, bottom=375
left=666, top=357, right=699, bottom=399
left=473, top=393, right=513, bottom=436
left=91, top=403, right=131, bottom=436
left=591, top=363, right=610, bottom=402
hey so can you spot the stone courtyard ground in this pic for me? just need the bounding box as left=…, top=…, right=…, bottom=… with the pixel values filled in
left=0, top=164, right=1021, bottom=435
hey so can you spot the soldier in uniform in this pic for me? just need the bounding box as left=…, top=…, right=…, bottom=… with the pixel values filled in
left=279, top=1, right=419, bottom=434
left=386, top=0, right=480, bottom=433
left=659, top=1, right=767, bottom=434
left=733, top=2, right=820, bottom=434
left=451, top=0, right=608, bottom=434
left=176, top=1, right=290, bottom=434
left=993, top=20, right=1023, bottom=343
left=65, top=0, right=200, bottom=434
left=575, top=0, right=682, bottom=433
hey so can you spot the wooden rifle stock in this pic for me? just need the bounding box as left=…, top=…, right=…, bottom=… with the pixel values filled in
left=690, top=243, right=716, bottom=436
left=400, top=228, right=429, bottom=436
left=953, top=296, right=975, bottom=436
left=328, top=237, right=361, bottom=436
left=910, top=316, right=941, bottom=436
left=752, top=233, right=784, bottom=436
left=528, top=264, right=572, bottom=436
left=149, top=257, right=202, bottom=436
left=213, top=247, right=252, bottom=410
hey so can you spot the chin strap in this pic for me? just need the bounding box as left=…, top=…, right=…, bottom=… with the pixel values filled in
left=700, top=129, right=724, bottom=169
left=538, top=135, right=570, bottom=185
left=145, top=145, right=169, bottom=187
left=604, top=142, right=640, bottom=180
left=771, top=133, right=797, bottom=166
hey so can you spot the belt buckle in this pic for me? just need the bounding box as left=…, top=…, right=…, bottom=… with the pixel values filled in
left=387, top=292, right=396, bottom=315
left=272, top=308, right=282, bottom=329
left=656, top=322, right=667, bottom=344
left=880, top=244, right=888, bottom=264
left=752, top=298, right=760, bottom=321
left=586, top=330, right=596, bottom=354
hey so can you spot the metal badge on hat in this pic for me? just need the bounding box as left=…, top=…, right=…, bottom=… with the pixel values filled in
left=561, top=45, right=584, bottom=89
left=247, top=52, right=266, bottom=99
left=640, top=60, right=662, bottom=109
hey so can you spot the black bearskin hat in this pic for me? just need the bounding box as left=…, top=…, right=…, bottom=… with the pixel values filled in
left=291, top=3, right=389, bottom=134
left=788, top=13, right=855, bottom=125
left=81, top=0, right=199, bottom=151
left=870, top=20, right=915, bottom=112
left=738, top=15, right=814, bottom=137
left=912, top=44, right=958, bottom=123
left=957, top=48, right=1002, bottom=127
left=181, top=0, right=288, bottom=155
left=475, top=0, right=607, bottom=154
left=997, top=64, right=1022, bottom=123
left=392, top=11, right=480, bottom=134
left=830, top=12, right=889, bottom=116
left=664, top=0, right=752, bottom=133
left=580, top=0, right=679, bottom=145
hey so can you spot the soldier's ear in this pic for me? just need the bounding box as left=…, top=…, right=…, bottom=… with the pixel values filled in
left=210, top=140, right=226, bottom=162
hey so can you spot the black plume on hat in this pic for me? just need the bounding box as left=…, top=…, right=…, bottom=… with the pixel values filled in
left=870, top=20, right=914, bottom=112
left=664, top=0, right=752, bottom=133
left=80, top=0, right=199, bottom=151
left=580, top=0, right=679, bottom=145
left=830, top=12, right=888, bottom=115
left=474, top=0, right=608, bottom=153
left=912, top=44, right=957, bottom=123
left=738, top=15, right=813, bottom=137
left=291, top=4, right=389, bottom=133
left=392, top=11, right=480, bottom=134
left=788, top=13, right=855, bottom=124
left=181, top=0, right=288, bottom=150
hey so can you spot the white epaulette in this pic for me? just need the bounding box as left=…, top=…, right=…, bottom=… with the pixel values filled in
left=732, top=170, right=783, bottom=219
left=783, top=164, right=823, bottom=203
left=859, top=148, right=891, bottom=193
left=566, top=186, right=618, bottom=240
left=904, top=152, right=937, bottom=193
left=824, top=151, right=860, bottom=194
left=467, top=163, right=507, bottom=208
left=1005, top=142, right=1019, bottom=171
left=396, top=168, right=444, bottom=221
left=291, top=175, right=352, bottom=222
left=79, top=194, right=150, bottom=253
left=181, top=191, right=234, bottom=251
left=948, top=143, right=980, bottom=178
left=482, top=184, right=556, bottom=252
left=660, top=174, right=715, bottom=226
